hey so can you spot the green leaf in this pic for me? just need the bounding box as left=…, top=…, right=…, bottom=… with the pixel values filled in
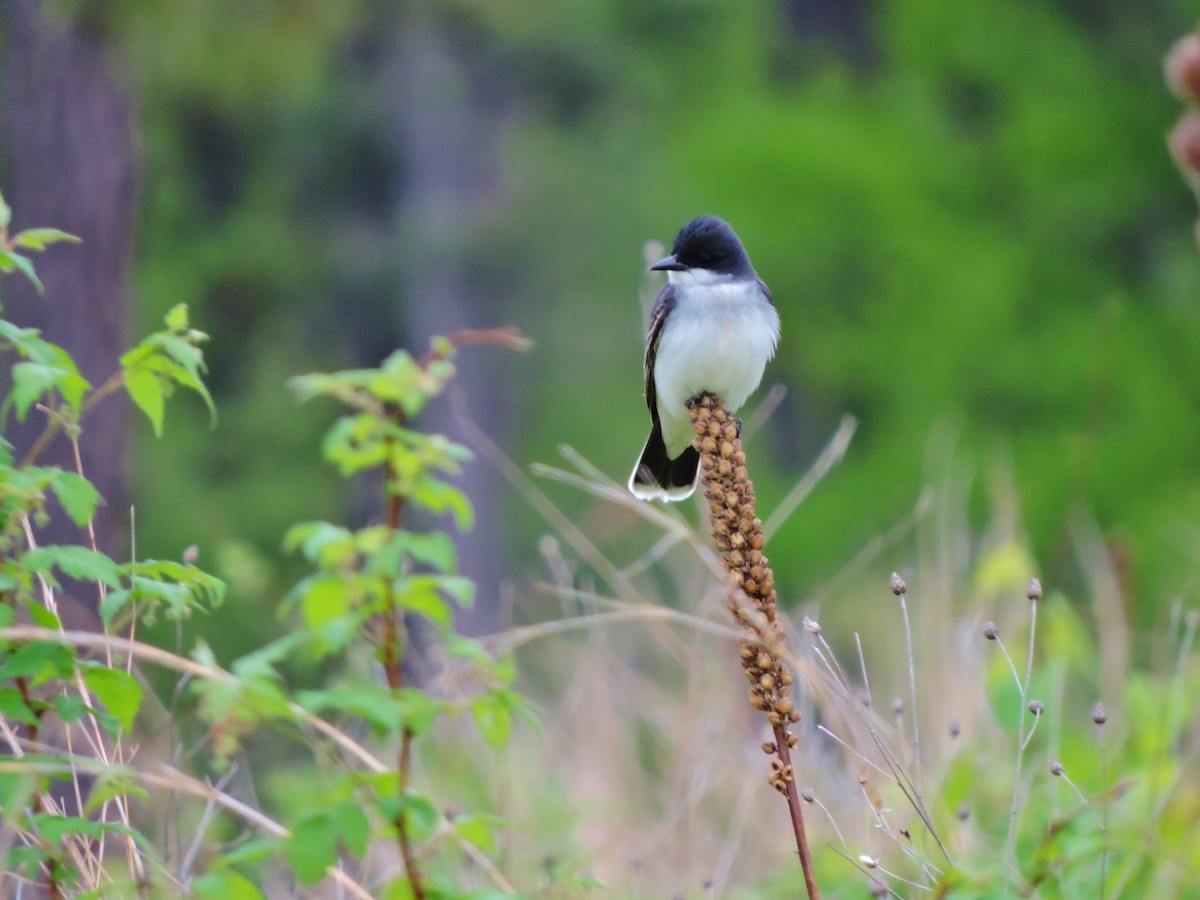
left=295, top=574, right=351, bottom=634
left=500, top=688, right=543, bottom=742
left=0, top=641, right=76, bottom=684
left=21, top=545, right=122, bottom=588
left=12, top=229, right=81, bottom=251
left=124, top=366, right=165, bottom=436
left=381, top=793, right=438, bottom=842
left=5, top=351, right=87, bottom=420
left=10, top=362, right=63, bottom=420
left=212, top=837, right=277, bottom=867
left=99, top=589, right=132, bottom=629
left=297, top=684, right=401, bottom=733
left=393, top=575, right=474, bottom=628
left=286, top=812, right=337, bottom=884
left=384, top=879, right=416, bottom=900
left=434, top=575, right=475, bottom=608
left=5, top=252, right=43, bottom=293
left=164, top=303, right=189, bottom=332
left=25, top=601, right=60, bottom=630
left=453, top=814, right=499, bottom=854
left=386, top=531, right=458, bottom=574
left=394, top=687, right=442, bottom=736
left=49, top=471, right=102, bottom=527
left=471, top=693, right=512, bottom=752
left=0, top=687, right=39, bottom=725
left=402, top=793, right=438, bottom=841
left=412, top=478, right=474, bottom=531
left=331, top=801, right=370, bottom=859
left=35, top=814, right=104, bottom=844
left=296, top=684, right=443, bottom=736
left=394, top=578, right=452, bottom=628
left=52, top=694, right=87, bottom=725
left=283, top=522, right=355, bottom=568
left=85, top=771, right=148, bottom=813
left=82, top=664, right=143, bottom=733
left=192, top=870, right=267, bottom=900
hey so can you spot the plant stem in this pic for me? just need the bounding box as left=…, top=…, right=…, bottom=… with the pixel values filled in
left=18, top=369, right=124, bottom=469
left=774, top=722, right=821, bottom=899
left=897, top=591, right=922, bottom=796
left=1004, top=599, right=1038, bottom=883
left=381, top=428, right=425, bottom=900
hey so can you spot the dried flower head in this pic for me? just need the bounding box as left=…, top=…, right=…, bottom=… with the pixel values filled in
left=1166, top=33, right=1200, bottom=102
left=983, top=621, right=999, bottom=641
left=949, top=718, right=961, bottom=738
left=1029, top=700, right=1044, bottom=716
left=802, top=616, right=822, bottom=636
left=801, top=788, right=815, bottom=803
left=1170, top=112, right=1200, bottom=173
left=892, top=696, right=904, bottom=715
left=890, top=571, right=907, bottom=596
left=689, top=396, right=804, bottom=779
left=1049, top=760, right=1064, bottom=777
left=957, top=802, right=970, bottom=821
left=1026, top=577, right=1042, bottom=601
left=1093, top=702, right=1108, bottom=725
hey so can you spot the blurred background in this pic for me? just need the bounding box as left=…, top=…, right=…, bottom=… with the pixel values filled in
left=3, top=0, right=1200, bottom=661
left=7, top=0, right=1200, bottom=893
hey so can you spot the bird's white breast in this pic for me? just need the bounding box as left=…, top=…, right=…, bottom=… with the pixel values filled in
left=654, top=278, right=780, bottom=457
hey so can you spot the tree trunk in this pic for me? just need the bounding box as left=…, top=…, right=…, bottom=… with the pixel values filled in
left=382, top=14, right=514, bottom=637
left=1, top=0, right=136, bottom=625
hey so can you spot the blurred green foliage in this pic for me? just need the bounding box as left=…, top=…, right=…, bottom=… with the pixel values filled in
left=99, top=0, right=1200, bottom=648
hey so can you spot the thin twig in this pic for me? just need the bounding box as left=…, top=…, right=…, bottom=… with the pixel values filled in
left=0, top=627, right=387, bottom=773
left=18, top=370, right=124, bottom=469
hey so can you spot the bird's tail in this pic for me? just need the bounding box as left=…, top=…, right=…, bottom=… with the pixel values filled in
left=628, top=422, right=700, bottom=502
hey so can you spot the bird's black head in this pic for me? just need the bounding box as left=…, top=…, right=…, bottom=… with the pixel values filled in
left=651, top=215, right=753, bottom=277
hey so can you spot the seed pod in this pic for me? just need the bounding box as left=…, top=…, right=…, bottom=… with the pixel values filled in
left=1166, top=33, right=1200, bottom=102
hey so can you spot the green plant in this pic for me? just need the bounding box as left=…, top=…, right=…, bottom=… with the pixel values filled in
left=0, top=192, right=533, bottom=897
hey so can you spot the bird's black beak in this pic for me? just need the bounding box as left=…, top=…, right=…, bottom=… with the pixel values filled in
left=650, top=254, right=687, bottom=272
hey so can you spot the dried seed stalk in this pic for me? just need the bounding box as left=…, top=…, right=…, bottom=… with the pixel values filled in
left=689, top=393, right=820, bottom=900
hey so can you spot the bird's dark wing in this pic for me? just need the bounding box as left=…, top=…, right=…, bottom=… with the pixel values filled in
left=756, top=276, right=774, bottom=305
left=644, top=283, right=676, bottom=421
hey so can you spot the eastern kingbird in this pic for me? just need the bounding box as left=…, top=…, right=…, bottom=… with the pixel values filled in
left=629, top=215, right=780, bottom=501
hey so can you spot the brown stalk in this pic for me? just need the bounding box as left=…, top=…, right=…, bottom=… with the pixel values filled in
left=381, top=431, right=424, bottom=900
left=688, top=393, right=820, bottom=900
left=379, top=326, right=531, bottom=899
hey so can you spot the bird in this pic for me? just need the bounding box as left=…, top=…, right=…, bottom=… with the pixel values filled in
left=629, top=215, right=780, bottom=501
